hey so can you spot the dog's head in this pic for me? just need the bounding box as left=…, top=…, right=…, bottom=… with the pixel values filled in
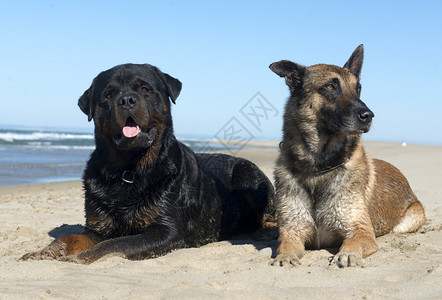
left=78, top=64, right=182, bottom=155
left=270, top=45, right=374, bottom=135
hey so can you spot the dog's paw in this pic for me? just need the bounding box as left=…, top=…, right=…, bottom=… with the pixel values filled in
left=271, top=253, right=301, bottom=267
left=20, top=239, right=67, bottom=261
left=330, top=252, right=364, bottom=268
left=20, top=251, right=50, bottom=261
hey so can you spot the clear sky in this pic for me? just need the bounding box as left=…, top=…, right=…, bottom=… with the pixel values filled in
left=1, top=1, right=441, bottom=145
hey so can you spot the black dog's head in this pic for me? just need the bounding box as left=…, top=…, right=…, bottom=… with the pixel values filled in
left=78, top=64, right=182, bottom=156
left=270, top=45, right=374, bottom=136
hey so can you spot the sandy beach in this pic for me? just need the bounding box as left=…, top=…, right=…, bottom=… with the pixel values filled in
left=0, top=141, right=441, bottom=299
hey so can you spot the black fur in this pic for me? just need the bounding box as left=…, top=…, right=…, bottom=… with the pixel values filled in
left=74, top=64, right=275, bottom=262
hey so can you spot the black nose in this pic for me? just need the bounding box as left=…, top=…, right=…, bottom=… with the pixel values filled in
left=358, top=109, right=374, bottom=123
left=118, top=94, right=137, bottom=108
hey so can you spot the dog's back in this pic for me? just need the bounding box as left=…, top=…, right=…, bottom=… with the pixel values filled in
left=196, top=152, right=276, bottom=237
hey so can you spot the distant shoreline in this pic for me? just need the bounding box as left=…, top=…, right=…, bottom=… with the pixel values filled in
left=1, top=141, right=441, bottom=188
left=1, top=124, right=441, bottom=146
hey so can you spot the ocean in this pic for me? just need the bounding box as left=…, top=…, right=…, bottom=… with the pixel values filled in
left=0, top=128, right=234, bottom=187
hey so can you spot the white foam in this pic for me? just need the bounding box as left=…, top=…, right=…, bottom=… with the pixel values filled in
left=0, top=131, right=93, bottom=142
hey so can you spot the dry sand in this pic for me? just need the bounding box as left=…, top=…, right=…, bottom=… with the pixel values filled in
left=0, top=141, right=441, bottom=299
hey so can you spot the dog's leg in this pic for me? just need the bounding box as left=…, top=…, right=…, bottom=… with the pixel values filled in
left=61, top=226, right=185, bottom=264
left=271, top=229, right=307, bottom=266
left=271, top=172, right=316, bottom=267
left=20, top=232, right=100, bottom=261
left=271, top=214, right=316, bottom=267
left=392, top=201, right=426, bottom=233
left=331, top=228, right=378, bottom=268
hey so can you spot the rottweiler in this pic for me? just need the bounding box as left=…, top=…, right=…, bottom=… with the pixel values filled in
left=21, top=64, right=275, bottom=264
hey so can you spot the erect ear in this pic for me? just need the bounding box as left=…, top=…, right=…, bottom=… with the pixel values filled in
left=162, top=73, right=182, bottom=104
left=269, top=60, right=306, bottom=90
left=78, top=86, right=94, bottom=122
left=344, top=44, right=364, bottom=78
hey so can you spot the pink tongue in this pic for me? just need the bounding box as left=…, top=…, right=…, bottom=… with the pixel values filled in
left=122, top=125, right=140, bottom=138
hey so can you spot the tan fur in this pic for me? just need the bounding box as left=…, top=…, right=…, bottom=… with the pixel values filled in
left=20, top=233, right=99, bottom=260
left=135, top=205, right=162, bottom=229
left=273, top=140, right=426, bottom=268
left=270, top=45, right=426, bottom=268
left=60, top=234, right=99, bottom=256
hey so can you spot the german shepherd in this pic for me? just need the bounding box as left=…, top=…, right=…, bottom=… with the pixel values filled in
left=269, top=45, right=426, bottom=268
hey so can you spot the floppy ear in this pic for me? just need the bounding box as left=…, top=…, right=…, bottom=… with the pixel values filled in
left=162, top=73, right=182, bottom=104
left=344, top=44, right=364, bottom=78
left=78, top=87, right=94, bottom=122
left=269, top=60, right=306, bottom=90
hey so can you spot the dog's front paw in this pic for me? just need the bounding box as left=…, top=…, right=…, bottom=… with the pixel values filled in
left=330, top=252, right=364, bottom=268
left=20, top=238, right=67, bottom=261
left=20, top=251, right=49, bottom=261
left=271, top=253, right=301, bottom=267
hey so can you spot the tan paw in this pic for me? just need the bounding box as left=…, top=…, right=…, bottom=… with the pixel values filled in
left=330, top=252, right=364, bottom=268
left=271, top=253, right=301, bottom=267
left=20, top=239, right=67, bottom=261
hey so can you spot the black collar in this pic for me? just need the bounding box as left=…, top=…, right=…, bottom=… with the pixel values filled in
left=314, top=159, right=349, bottom=175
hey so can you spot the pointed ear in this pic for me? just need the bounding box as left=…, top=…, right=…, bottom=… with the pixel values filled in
left=162, top=73, right=182, bottom=104
left=78, top=87, right=94, bottom=122
left=344, top=44, right=364, bottom=78
left=269, top=60, right=306, bottom=90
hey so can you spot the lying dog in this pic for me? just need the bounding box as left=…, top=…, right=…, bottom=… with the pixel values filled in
left=21, top=64, right=275, bottom=264
left=269, top=45, right=426, bottom=268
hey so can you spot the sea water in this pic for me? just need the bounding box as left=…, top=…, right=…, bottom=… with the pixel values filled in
left=0, top=128, right=231, bottom=186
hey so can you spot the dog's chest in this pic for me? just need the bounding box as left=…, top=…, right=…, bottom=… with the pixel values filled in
left=303, top=174, right=344, bottom=207
left=86, top=182, right=166, bottom=237
left=304, top=175, right=352, bottom=246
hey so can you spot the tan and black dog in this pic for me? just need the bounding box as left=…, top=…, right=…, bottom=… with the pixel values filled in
left=21, top=64, right=275, bottom=264
left=269, top=45, right=426, bottom=268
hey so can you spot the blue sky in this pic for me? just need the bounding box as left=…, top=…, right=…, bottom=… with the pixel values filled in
left=1, top=1, right=441, bottom=145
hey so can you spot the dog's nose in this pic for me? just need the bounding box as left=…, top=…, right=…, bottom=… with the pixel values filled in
left=358, top=109, right=374, bottom=123
left=118, top=94, right=138, bottom=108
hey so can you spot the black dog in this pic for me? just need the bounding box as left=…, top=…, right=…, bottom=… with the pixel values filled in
left=21, top=64, right=275, bottom=264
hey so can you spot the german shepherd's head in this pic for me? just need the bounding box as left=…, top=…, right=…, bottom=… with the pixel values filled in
left=270, top=45, right=374, bottom=174
left=270, top=45, right=374, bottom=137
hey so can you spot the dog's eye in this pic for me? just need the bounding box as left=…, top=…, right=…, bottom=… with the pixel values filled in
left=105, top=92, right=113, bottom=100
left=325, top=84, right=335, bottom=90
left=141, top=87, right=149, bottom=94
